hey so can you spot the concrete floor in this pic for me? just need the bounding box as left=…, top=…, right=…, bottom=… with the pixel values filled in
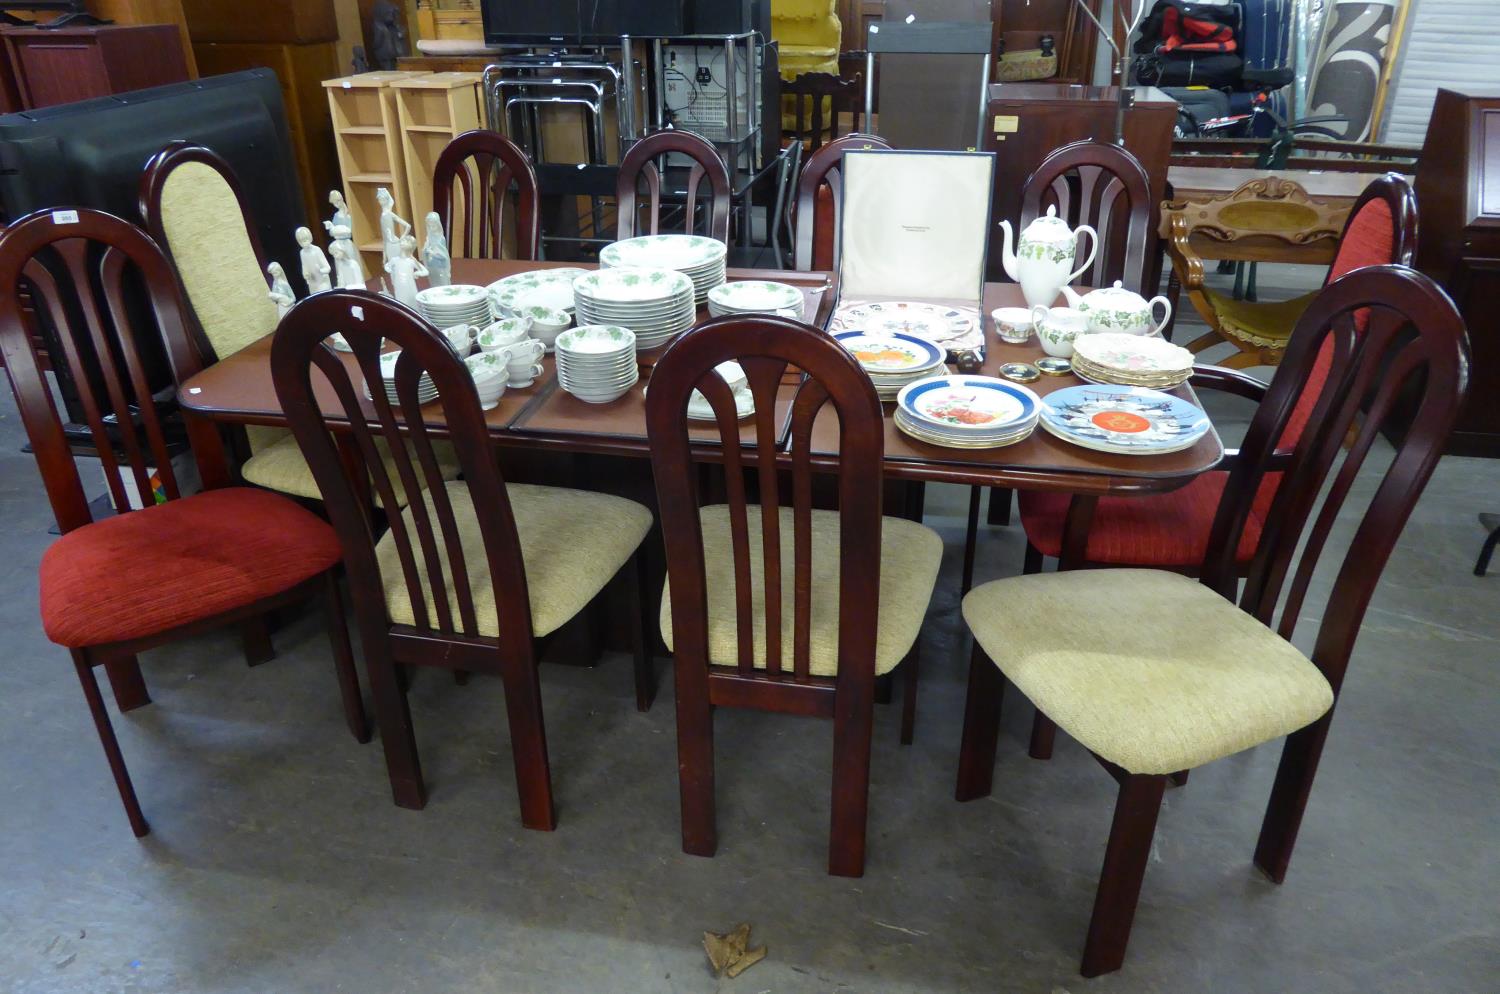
left=1, top=265, right=1497, bottom=993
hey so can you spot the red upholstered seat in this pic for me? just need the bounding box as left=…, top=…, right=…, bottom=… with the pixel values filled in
left=39, top=487, right=342, bottom=648
left=1019, top=472, right=1267, bottom=567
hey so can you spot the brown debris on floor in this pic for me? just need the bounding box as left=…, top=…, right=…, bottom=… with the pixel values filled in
left=703, top=922, right=767, bottom=978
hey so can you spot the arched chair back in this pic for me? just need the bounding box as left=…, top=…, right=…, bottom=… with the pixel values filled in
left=616, top=129, right=732, bottom=242
left=1205, top=264, right=1468, bottom=713
left=794, top=133, right=891, bottom=272
left=1020, top=140, right=1155, bottom=292
left=432, top=129, right=541, bottom=260
left=0, top=208, right=230, bottom=533
left=138, top=141, right=278, bottom=362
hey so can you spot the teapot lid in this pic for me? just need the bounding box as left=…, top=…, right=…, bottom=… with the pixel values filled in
left=1023, top=204, right=1076, bottom=242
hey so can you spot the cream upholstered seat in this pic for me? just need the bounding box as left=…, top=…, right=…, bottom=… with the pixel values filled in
left=376, top=482, right=653, bottom=638
left=962, top=568, right=1334, bottom=774
left=660, top=505, right=943, bottom=677
left=242, top=433, right=461, bottom=508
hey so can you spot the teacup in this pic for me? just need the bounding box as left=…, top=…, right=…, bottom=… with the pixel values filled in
left=991, top=307, right=1034, bottom=344
left=1030, top=305, right=1089, bottom=358
left=439, top=323, right=475, bottom=357
left=519, top=305, right=571, bottom=349
left=504, top=339, right=546, bottom=387
left=477, top=316, right=532, bottom=352
left=464, top=352, right=507, bottom=409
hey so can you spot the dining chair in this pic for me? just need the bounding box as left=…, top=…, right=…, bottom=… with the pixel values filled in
left=972, top=140, right=1158, bottom=547
left=432, top=129, right=541, bottom=261
left=140, top=141, right=462, bottom=509
left=0, top=208, right=368, bottom=837
left=271, top=290, right=656, bottom=827
left=955, top=264, right=1470, bottom=976
left=645, top=315, right=943, bottom=877
left=782, top=71, right=865, bottom=150
left=793, top=132, right=891, bottom=273
left=1014, top=172, right=1419, bottom=762
left=616, top=129, right=732, bottom=243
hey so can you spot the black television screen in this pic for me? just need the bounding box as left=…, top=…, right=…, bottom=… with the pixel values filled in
left=482, top=0, right=685, bottom=45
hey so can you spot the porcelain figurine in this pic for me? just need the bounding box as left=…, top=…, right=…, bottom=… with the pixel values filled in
left=422, top=212, right=452, bottom=288
left=385, top=233, right=427, bottom=310
left=324, top=189, right=352, bottom=239
left=267, top=261, right=295, bottom=319
left=1060, top=280, right=1173, bottom=338
left=998, top=205, right=1099, bottom=309
left=296, top=226, right=332, bottom=294
left=376, top=187, right=410, bottom=268
left=328, top=226, right=365, bottom=289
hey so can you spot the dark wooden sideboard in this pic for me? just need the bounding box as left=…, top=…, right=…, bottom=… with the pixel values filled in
left=1414, top=88, right=1500, bottom=457
left=0, top=24, right=190, bottom=109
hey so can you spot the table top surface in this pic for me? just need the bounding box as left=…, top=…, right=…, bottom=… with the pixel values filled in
left=179, top=258, right=1224, bottom=496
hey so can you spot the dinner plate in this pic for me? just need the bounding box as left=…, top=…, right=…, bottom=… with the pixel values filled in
left=1038, top=384, right=1211, bottom=456
left=487, top=268, right=587, bottom=315
left=574, top=267, right=694, bottom=304
left=832, top=301, right=975, bottom=348
left=894, top=408, right=1035, bottom=449
left=896, top=375, right=1040, bottom=434
left=708, top=280, right=803, bottom=314
left=1071, top=332, right=1194, bottom=376
left=601, top=234, right=728, bottom=271
left=833, top=331, right=945, bottom=374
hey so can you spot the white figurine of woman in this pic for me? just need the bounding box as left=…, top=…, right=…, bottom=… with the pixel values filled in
left=421, top=212, right=451, bottom=288
left=327, top=220, right=367, bottom=281
left=328, top=225, right=365, bottom=288
left=267, top=261, right=296, bottom=320
left=296, top=226, right=332, bottom=294
left=385, top=233, right=427, bottom=310
left=324, top=189, right=352, bottom=239
left=376, top=187, right=410, bottom=269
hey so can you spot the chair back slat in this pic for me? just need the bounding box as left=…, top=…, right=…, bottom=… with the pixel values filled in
left=646, top=316, right=884, bottom=689
left=1203, top=265, right=1470, bottom=693
left=1021, top=141, right=1154, bottom=293
left=793, top=133, right=892, bottom=272
left=271, top=291, right=535, bottom=654
left=783, top=72, right=864, bottom=150
left=432, top=130, right=541, bottom=261
left=0, top=208, right=229, bottom=533
left=617, top=130, right=731, bottom=242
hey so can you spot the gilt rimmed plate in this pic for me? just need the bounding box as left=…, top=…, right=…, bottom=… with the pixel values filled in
left=832, top=300, right=975, bottom=347
left=897, top=375, right=1039, bottom=433
left=833, top=331, right=945, bottom=374
left=1038, top=384, right=1211, bottom=456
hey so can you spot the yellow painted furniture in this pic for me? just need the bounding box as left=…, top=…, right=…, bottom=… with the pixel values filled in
left=773, top=0, right=841, bottom=130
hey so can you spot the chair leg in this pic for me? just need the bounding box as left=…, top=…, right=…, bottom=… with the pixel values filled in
left=961, top=486, right=982, bottom=594
left=239, top=617, right=275, bottom=667
left=1219, top=349, right=1270, bottom=370
left=1081, top=773, right=1168, bottom=978
left=1023, top=542, right=1043, bottom=576
left=103, top=653, right=150, bottom=712
left=365, top=642, right=426, bottom=810
left=1473, top=513, right=1500, bottom=576
left=1253, top=715, right=1334, bottom=884
left=500, top=661, right=557, bottom=831
left=630, top=551, right=657, bottom=712
left=955, top=641, right=1004, bottom=802
left=676, top=661, right=717, bottom=858
left=73, top=650, right=149, bottom=837
left=898, top=643, right=919, bottom=746
left=322, top=573, right=369, bottom=744
left=1029, top=712, right=1058, bottom=760
left=1184, top=330, right=1226, bottom=355
left=828, top=673, right=875, bottom=878
left=987, top=486, right=1012, bottom=525
left=1168, top=770, right=1189, bottom=787
left=874, top=672, right=894, bottom=705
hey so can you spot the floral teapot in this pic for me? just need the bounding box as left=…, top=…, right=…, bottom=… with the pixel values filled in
left=999, top=205, right=1098, bottom=310
left=1059, top=281, right=1173, bottom=337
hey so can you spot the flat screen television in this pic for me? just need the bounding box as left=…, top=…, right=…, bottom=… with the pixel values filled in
left=0, top=70, right=305, bottom=433
left=482, top=0, right=686, bottom=46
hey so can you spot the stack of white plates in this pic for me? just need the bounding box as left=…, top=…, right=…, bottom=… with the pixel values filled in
left=601, top=234, right=727, bottom=304
left=894, top=375, right=1040, bottom=449
left=707, top=280, right=805, bottom=320
left=365, top=350, right=438, bottom=406
left=572, top=267, right=696, bottom=350
left=486, top=268, right=587, bottom=319
left=833, top=331, right=947, bottom=401
left=1071, top=333, right=1195, bottom=389
left=555, top=325, right=639, bottom=404
left=415, top=284, right=491, bottom=328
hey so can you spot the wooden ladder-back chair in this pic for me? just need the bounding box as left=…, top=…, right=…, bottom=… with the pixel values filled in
left=0, top=208, right=367, bottom=837
left=782, top=71, right=865, bottom=150
left=271, top=290, right=655, bottom=827
left=432, top=129, right=541, bottom=261
left=646, top=316, right=943, bottom=877
left=956, top=264, right=1470, bottom=975
left=972, top=140, right=1157, bottom=567
left=616, top=129, right=732, bottom=242
left=793, top=132, right=891, bottom=273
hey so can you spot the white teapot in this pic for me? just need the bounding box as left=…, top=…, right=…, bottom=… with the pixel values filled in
left=999, top=205, right=1098, bottom=310
left=1060, top=281, right=1172, bottom=338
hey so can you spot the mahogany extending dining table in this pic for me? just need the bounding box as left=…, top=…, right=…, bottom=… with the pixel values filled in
left=177, top=258, right=1224, bottom=497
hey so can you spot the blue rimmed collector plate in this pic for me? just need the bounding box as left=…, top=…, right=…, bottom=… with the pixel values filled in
left=833, top=331, right=945, bottom=374
left=1038, top=384, right=1211, bottom=456
left=896, top=375, right=1040, bottom=433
